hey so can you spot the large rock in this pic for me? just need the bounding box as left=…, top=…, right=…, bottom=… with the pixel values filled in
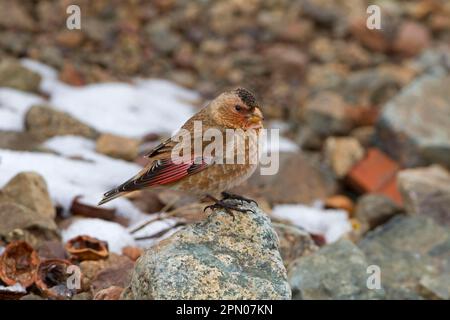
left=233, top=152, right=337, bottom=204
left=2, top=172, right=55, bottom=219
left=25, top=105, right=98, bottom=140
left=359, top=215, right=450, bottom=299
left=122, top=200, right=291, bottom=300
left=288, top=239, right=385, bottom=300
left=0, top=59, right=41, bottom=92
left=376, top=74, right=450, bottom=167
left=0, top=202, right=59, bottom=247
left=398, top=165, right=450, bottom=226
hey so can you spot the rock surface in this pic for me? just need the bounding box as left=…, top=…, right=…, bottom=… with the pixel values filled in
left=376, top=74, right=450, bottom=167
left=0, top=202, right=59, bottom=247
left=273, top=223, right=318, bottom=268
left=233, top=152, right=337, bottom=204
left=324, top=136, right=364, bottom=178
left=359, top=215, right=450, bottom=299
left=122, top=200, right=291, bottom=300
left=398, top=165, right=450, bottom=226
left=354, top=194, right=402, bottom=233
left=1, top=171, right=56, bottom=219
left=288, top=239, right=385, bottom=300
left=25, top=105, right=98, bottom=140
left=95, top=133, right=140, bottom=161
left=0, top=59, right=41, bottom=92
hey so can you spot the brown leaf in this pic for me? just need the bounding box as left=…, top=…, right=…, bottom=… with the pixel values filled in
left=0, top=241, right=40, bottom=288
left=35, top=259, right=78, bottom=299
left=65, top=235, right=109, bottom=261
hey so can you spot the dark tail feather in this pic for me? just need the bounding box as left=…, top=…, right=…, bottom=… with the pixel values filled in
left=98, top=188, right=126, bottom=206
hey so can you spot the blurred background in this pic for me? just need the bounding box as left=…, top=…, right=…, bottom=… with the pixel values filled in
left=0, top=0, right=449, bottom=300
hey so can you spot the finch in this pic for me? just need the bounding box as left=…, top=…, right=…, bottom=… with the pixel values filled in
left=98, top=88, right=264, bottom=213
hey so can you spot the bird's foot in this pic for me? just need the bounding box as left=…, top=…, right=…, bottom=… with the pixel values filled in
left=221, top=192, right=258, bottom=206
left=204, top=199, right=254, bottom=221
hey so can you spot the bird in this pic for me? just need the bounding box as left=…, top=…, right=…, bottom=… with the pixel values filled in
left=98, top=88, right=264, bottom=216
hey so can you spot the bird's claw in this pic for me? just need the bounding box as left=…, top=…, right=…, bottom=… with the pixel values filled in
left=221, top=192, right=258, bottom=206
left=204, top=200, right=254, bottom=221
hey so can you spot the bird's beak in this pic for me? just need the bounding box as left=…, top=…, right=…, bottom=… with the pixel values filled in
left=247, top=107, right=264, bottom=124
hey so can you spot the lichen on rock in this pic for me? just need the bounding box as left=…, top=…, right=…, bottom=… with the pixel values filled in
left=122, top=199, right=291, bottom=300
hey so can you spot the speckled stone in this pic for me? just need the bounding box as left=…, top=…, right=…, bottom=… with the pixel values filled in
left=122, top=200, right=291, bottom=300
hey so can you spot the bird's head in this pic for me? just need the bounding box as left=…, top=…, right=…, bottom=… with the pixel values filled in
left=209, top=88, right=264, bottom=130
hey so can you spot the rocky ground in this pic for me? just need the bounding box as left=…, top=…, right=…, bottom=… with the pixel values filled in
left=1, top=0, right=450, bottom=300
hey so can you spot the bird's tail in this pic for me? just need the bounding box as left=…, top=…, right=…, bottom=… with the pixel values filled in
left=98, top=188, right=126, bottom=206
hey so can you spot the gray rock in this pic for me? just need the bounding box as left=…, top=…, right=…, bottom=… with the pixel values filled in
left=25, top=105, right=98, bottom=140
left=0, top=59, right=41, bottom=93
left=273, top=223, right=318, bottom=269
left=288, top=239, right=385, bottom=300
left=0, top=202, right=59, bottom=247
left=2, top=171, right=56, bottom=219
left=359, top=215, right=450, bottom=299
left=355, top=194, right=402, bottom=233
left=122, top=200, right=291, bottom=300
left=0, top=131, right=41, bottom=151
left=398, top=165, right=450, bottom=226
left=376, top=74, right=450, bottom=167
left=233, top=152, right=337, bottom=204
left=304, top=92, right=353, bottom=136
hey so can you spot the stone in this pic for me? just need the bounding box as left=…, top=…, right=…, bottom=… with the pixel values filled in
left=376, top=74, right=450, bottom=167
left=91, top=259, right=134, bottom=295
left=2, top=171, right=55, bottom=219
left=0, top=1, right=34, bottom=31
left=273, top=223, right=318, bottom=269
left=349, top=17, right=391, bottom=52
left=0, top=131, right=41, bottom=151
left=359, top=215, right=450, bottom=299
left=93, top=286, right=124, bottom=300
left=79, top=254, right=131, bottom=292
left=233, top=152, right=337, bottom=205
left=347, top=148, right=399, bottom=194
left=264, top=45, right=308, bottom=74
left=324, top=137, right=364, bottom=178
left=303, top=92, right=354, bottom=136
left=354, top=194, right=401, bottom=233
left=398, top=165, right=450, bottom=226
left=0, top=59, right=41, bottom=93
left=95, top=133, right=140, bottom=161
left=288, top=239, right=385, bottom=300
left=342, top=64, right=416, bottom=107
left=122, top=200, right=291, bottom=300
left=25, top=105, right=98, bottom=140
left=393, top=21, right=430, bottom=57
left=0, top=202, right=59, bottom=247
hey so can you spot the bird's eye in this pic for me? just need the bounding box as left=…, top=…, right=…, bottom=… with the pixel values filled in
left=235, top=105, right=243, bottom=112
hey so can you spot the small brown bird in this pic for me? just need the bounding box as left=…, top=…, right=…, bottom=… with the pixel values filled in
left=98, top=88, right=264, bottom=214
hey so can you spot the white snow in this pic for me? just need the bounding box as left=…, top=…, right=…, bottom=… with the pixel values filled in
left=271, top=203, right=352, bottom=243
left=0, top=88, right=44, bottom=131
left=61, top=218, right=136, bottom=254
left=20, top=59, right=198, bottom=137
left=0, top=283, right=27, bottom=294
left=0, top=136, right=148, bottom=224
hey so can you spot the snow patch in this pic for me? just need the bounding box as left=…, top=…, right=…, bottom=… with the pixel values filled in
left=0, top=88, right=44, bottom=131
left=20, top=59, right=198, bottom=137
left=61, top=218, right=136, bottom=254
left=271, top=203, right=352, bottom=243
left=0, top=136, right=148, bottom=224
